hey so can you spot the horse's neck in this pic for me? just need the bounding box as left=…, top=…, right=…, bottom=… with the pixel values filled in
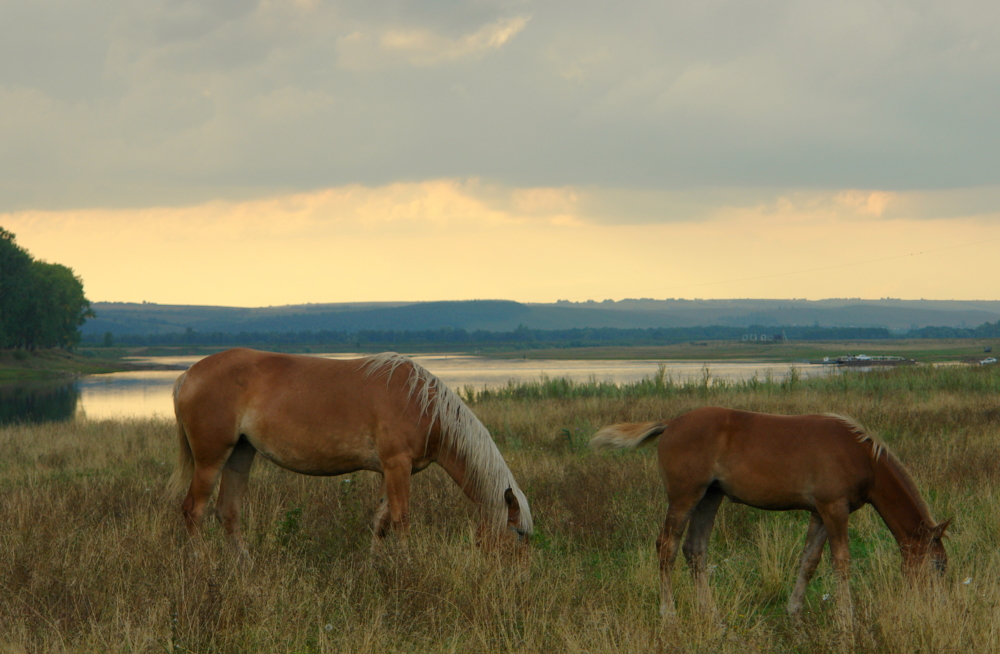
left=869, top=454, right=932, bottom=547
left=434, top=446, right=477, bottom=502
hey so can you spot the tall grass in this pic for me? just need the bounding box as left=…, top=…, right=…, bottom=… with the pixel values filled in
left=1, top=364, right=998, bottom=652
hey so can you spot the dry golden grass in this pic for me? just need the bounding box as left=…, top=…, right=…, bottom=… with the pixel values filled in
left=1, top=364, right=999, bottom=652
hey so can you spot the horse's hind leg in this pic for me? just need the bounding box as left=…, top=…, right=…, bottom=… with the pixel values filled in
left=182, top=461, right=227, bottom=537
left=214, top=437, right=257, bottom=553
left=787, top=513, right=827, bottom=616
left=657, top=491, right=706, bottom=621
left=682, top=485, right=725, bottom=613
left=180, top=430, right=237, bottom=538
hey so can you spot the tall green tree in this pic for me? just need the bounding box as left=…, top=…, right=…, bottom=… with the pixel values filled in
left=0, top=228, right=94, bottom=350
left=28, top=261, right=95, bottom=348
left=0, top=228, right=33, bottom=349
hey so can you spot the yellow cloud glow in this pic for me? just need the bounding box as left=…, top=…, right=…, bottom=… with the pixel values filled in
left=337, top=16, right=529, bottom=69
left=3, top=181, right=999, bottom=306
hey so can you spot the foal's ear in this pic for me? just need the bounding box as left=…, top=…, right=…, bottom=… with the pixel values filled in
left=933, top=518, right=953, bottom=539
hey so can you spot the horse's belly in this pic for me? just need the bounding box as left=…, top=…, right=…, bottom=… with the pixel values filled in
left=720, top=481, right=815, bottom=511
left=245, top=428, right=382, bottom=476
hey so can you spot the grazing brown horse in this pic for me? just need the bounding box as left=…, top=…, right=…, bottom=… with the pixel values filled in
left=591, top=407, right=949, bottom=620
left=171, top=348, right=532, bottom=550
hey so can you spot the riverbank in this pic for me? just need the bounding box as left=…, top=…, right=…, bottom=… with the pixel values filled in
left=0, top=348, right=185, bottom=382
left=2, top=337, right=995, bottom=382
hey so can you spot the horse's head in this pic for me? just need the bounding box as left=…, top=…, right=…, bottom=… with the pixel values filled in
left=477, top=486, right=533, bottom=552
left=504, top=486, right=533, bottom=544
left=904, top=518, right=951, bottom=575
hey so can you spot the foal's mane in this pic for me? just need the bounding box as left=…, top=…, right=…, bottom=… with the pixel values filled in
left=824, top=413, right=886, bottom=460
left=360, top=353, right=533, bottom=533
left=825, top=413, right=934, bottom=521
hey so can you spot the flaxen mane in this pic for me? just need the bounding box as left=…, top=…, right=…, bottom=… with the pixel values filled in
left=360, top=353, right=533, bottom=533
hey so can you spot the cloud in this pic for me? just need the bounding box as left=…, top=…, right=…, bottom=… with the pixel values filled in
left=338, top=16, right=529, bottom=69
left=1, top=0, right=999, bottom=212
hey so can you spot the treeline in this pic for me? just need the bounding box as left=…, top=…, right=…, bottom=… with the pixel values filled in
left=0, top=228, right=94, bottom=350
left=85, top=323, right=905, bottom=350
left=906, top=321, right=1000, bottom=339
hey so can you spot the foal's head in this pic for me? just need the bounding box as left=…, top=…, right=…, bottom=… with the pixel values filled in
left=903, top=519, right=951, bottom=575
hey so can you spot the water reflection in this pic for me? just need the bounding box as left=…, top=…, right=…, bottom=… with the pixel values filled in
left=0, top=380, right=80, bottom=426
left=76, top=370, right=184, bottom=422
left=0, top=354, right=836, bottom=423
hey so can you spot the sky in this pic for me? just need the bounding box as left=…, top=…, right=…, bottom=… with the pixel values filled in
left=1, top=0, right=998, bottom=306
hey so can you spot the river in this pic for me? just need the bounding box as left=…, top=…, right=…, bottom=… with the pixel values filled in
left=1, top=353, right=834, bottom=424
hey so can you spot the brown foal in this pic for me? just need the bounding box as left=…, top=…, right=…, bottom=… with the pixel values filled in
left=591, top=407, right=949, bottom=620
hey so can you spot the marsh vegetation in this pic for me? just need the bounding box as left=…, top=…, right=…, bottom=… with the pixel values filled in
left=1, top=363, right=998, bottom=652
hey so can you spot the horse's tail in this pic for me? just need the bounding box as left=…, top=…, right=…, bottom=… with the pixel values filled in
left=589, top=421, right=667, bottom=451
left=167, top=372, right=194, bottom=498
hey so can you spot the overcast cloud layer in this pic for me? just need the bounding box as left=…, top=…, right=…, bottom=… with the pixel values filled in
left=2, top=0, right=998, bottom=212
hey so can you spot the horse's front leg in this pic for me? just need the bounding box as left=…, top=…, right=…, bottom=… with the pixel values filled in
left=818, top=502, right=854, bottom=647
left=371, top=458, right=412, bottom=550
left=787, top=513, right=828, bottom=616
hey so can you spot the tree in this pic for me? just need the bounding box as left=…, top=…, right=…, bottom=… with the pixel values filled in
left=0, top=228, right=94, bottom=350
left=28, top=261, right=95, bottom=348
left=0, top=228, right=33, bottom=349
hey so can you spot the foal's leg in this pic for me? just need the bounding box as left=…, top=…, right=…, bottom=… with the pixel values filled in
left=682, top=485, right=725, bottom=613
left=214, top=437, right=257, bottom=553
left=817, top=501, right=854, bottom=643
left=657, top=491, right=706, bottom=621
left=787, top=513, right=828, bottom=615
left=371, top=457, right=413, bottom=549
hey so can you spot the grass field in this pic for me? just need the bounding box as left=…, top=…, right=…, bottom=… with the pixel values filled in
left=1, top=363, right=999, bottom=652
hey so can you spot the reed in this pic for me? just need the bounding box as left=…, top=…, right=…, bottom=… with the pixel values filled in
left=1, top=363, right=998, bottom=652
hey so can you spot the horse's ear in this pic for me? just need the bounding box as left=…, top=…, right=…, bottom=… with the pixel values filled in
left=933, top=518, right=953, bottom=538
left=504, top=487, right=520, bottom=521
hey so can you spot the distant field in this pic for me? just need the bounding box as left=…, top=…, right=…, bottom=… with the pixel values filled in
left=457, top=338, right=998, bottom=363
left=2, top=364, right=998, bottom=652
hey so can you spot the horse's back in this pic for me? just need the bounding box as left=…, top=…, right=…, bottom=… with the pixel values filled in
left=178, top=348, right=384, bottom=410
left=174, top=348, right=425, bottom=475
left=661, top=407, right=876, bottom=510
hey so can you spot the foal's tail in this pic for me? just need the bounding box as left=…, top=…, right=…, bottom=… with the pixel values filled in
left=167, top=372, right=194, bottom=498
left=589, top=421, right=667, bottom=451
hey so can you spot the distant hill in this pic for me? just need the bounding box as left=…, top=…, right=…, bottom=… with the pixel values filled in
left=82, top=298, right=1000, bottom=336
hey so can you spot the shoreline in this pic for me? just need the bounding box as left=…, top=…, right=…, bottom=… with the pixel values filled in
left=1, top=337, right=996, bottom=381
left=0, top=348, right=186, bottom=382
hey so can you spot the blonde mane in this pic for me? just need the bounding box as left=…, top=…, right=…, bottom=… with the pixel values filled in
left=360, top=353, right=533, bottom=534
